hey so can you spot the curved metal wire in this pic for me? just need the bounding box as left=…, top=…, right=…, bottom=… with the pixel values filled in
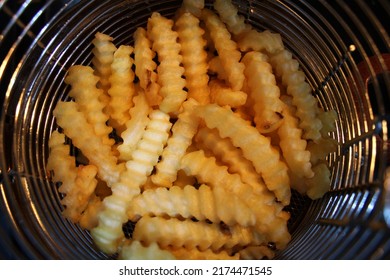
left=0, top=0, right=389, bottom=259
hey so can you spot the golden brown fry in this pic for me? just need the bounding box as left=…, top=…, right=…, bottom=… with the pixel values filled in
left=91, top=32, right=117, bottom=110
left=108, top=45, right=136, bottom=131
left=176, top=12, right=210, bottom=104
left=209, top=79, right=247, bottom=108
left=147, top=12, right=187, bottom=114
left=64, top=65, right=114, bottom=146
left=202, top=8, right=245, bottom=91
left=53, top=101, right=121, bottom=187
left=195, top=103, right=291, bottom=206
left=47, top=131, right=98, bottom=223
left=269, top=49, right=323, bottom=140
left=242, top=51, right=284, bottom=133
left=133, top=27, right=162, bottom=107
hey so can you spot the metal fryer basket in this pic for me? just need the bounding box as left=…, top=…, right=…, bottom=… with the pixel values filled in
left=0, top=0, right=389, bottom=259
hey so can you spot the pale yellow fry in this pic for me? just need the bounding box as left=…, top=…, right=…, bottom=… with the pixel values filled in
left=65, top=65, right=114, bottom=146
left=108, top=45, right=136, bottom=131
left=91, top=110, right=172, bottom=254
left=47, top=131, right=77, bottom=191
left=181, top=150, right=291, bottom=249
left=269, top=49, right=323, bottom=140
left=278, top=104, right=314, bottom=178
left=202, top=8, right=245, bottom=91
left=242, top=51, right=284, bottom=133
left=133, top=27, right=162, bottom=107
left=181, top=150, right=253, bottom=200
left=176, top=12, right=210, bottom=104
left=194, top=127, right=267, bottom=195
left=307, top=108, right=338, bottom=164
left=127, top=184, right=256, bottom=227
left=169, top=247, right=239, bottom=260
left=294, top=163, right=331, bottom=200
left=318, top=108, right=338, bottom=136
left=119, top=240, right=175, bottom=260
left=132, top=216, right=265, bottom=252
left=53, top=101, right=121, bottom=187
left=47, top=131, right=98, bottom=223
left=78, top=194, right=103, bottom=230
left=151, top=98, right=199, bottom=187
left=196, top=104, right=291, bottom=206
left=209, top=79, right=247, bottom=108
left=214, top=0, right=250, bottom=36
left=176, top=0, right=205, bottom=18
left=147, top=12, right=187, bottom=114
left=117, top=93, right=150, bottom=161
left=236, top=29, right=284, bottom=54
left=91, top=32, right=117, bottom=109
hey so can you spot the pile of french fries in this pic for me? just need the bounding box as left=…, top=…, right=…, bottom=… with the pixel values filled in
left=47, top=0, right=338, bottom=260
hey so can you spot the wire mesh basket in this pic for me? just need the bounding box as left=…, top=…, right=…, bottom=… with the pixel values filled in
left=0, top=0, right=389, bottom=259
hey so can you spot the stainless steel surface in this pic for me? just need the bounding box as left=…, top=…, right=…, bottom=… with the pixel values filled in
left=0, top=0, right=389, bottom=259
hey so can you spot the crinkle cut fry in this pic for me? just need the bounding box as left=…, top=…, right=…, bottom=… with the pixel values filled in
left=133, top=27, right=162, bottom=107
left=108, top=45, right=136, bottom=131
left=132, top=216, right=265, bottom=252
left=53, top=101, right=121, bottom=187
left=117, top=93, right=151, bottom=162
left=209, top=79, right=247, bottom=108
left=151, top=98, right=199, bottom=188
left=91, top=110, right=172, bottom=254
left=147, top=12, right=187, bottom=114
left=213, top=0, right=249, bottom=36
left=269, top=49, right=323, bottom=140
left=176, top=0, right=204, bottom=18
left=127, top=184, right=256, bottom=227
left=78, top=194, right=103, bottom=230
left=195, top=103, right=291, bottom=206
left=47, top=131, right=98, bottom=223
left=201, top=8, right=245, bottom=91
left=91, top=32, right=117, bottom=110
left=242, top=51, right=284, bottom=133
left=277, top=104, right=314, bottom=179
left=194, top=126, right=268, bottom=195
left=176, top=12, right=210, bottom=104
left=64, top=65, right=114, bottom=147
left=181, top=150, right=291, bottom=249
left=236, top=29, right=284, bottom=54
